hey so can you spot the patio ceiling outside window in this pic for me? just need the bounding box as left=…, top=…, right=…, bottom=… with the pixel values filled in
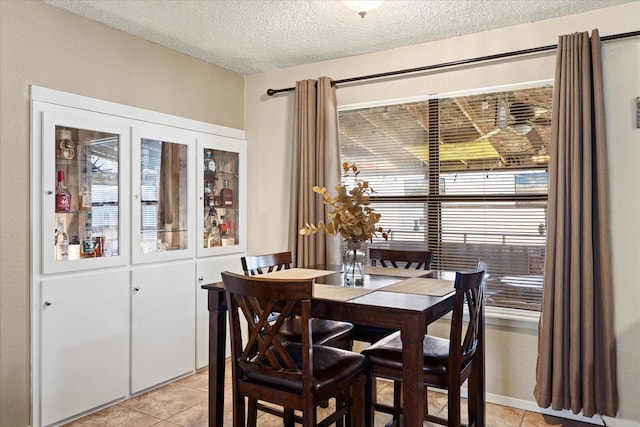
left=338, top=82, right=553, bottom=311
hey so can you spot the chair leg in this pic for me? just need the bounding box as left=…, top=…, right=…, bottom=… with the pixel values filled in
left=232, top=391, right=246, bottom=427
left=247, top=398, right=258, bottom=427
left=468, top=365, right=479, bottom=427
left=392, top=380, right=402, bottom=422
left=349, top=373, right=366, bottom=427
left=365, top=372, right=377, bottom=427
left=447, top=383, right=462, bottom=427
left=284, top=408, right=295, bottom=427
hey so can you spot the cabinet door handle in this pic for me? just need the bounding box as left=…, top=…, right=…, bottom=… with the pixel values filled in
left=198, top=276, right=204, bottom=281
left=47, top=191, right=53, bottom=195
left=43, top=301, right=52, bottom=307
left=133, top=286, right=140, bottom=292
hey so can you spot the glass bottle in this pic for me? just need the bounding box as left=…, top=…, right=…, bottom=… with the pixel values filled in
left=218, top=215, right=227, bottom=238
left=55, top=170, right=71, bottom=212
left=55, top=217, right=69, bottom=261
left=204, top=149, right=216, bottom=172
left=78, top=167, right=92, bottom=212
left=208, top=217, right=221, bottom=247
left=219, top=179, right=233, bottom=207
left=221, top=217, right=235, bottom=246
left=204, top=180, right=214, bottom=207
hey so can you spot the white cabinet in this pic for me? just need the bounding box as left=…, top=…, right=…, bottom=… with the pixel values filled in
left=40, top=271, right=129, bottom=426
left=195, top=255, right=244, bottom=368
left=31, top=87, right=246, bottom=427
left=131, top=262, right=195, bottom=393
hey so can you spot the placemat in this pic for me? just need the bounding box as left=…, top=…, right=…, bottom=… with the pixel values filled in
left=379, top=277, right=454, bottom=297
left=258, top=268, right=337, bottom=280
left=365, top=265, right=432, bottom=278
left=313, top=284, right=374, bottom=301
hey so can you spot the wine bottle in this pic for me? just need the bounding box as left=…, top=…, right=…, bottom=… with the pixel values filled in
left=55, top=217, right=69, bottom=261
left=55, top=170, right=71, bottom=212
left=219, top=179, right=233, bottom=207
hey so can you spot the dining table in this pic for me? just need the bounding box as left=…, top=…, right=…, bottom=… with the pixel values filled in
left=201, top=265, right=485, bottom=427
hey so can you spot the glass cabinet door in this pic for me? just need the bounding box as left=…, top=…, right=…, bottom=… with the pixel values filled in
left=42, top=112, right=130, bottom=274
left=197, top=136, right=246, bottom=257
left=132, top=126, right=196, bottom=263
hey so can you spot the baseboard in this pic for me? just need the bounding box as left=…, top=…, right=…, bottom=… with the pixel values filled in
left=421, top=385, right=640, bottom=427
left=484, top=392, right=640, bottom=427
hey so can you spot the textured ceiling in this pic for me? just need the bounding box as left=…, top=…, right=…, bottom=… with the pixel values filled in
left=44, top=0, right=636, bottom=75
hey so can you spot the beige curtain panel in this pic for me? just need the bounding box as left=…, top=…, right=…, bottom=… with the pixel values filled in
left=290, top=77, right=341, bottom=268
left=534, top=29, right=616, bottom=417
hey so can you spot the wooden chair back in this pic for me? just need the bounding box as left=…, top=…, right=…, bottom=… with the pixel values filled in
left=241, top=251, right=292, bottom=276
left=222, top=271, right=312, bottom=384
left=450, top=262, right=487, bottom=376
left=369, top=248, right=433, bottom=270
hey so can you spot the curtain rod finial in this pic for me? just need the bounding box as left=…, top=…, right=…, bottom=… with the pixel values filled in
left=267, top=88, right=276, bottom=96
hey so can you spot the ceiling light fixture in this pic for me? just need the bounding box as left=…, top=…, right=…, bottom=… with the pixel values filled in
left=341, top=0, right=385, bottom=18
left=510, top=122, right=533, bottom=135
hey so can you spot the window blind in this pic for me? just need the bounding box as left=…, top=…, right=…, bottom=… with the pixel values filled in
left=338, top=83, right=552, bottom=311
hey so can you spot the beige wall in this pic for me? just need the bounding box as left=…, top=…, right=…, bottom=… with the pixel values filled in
left=0, top=1, right=244, bottom=426
left=244, top=3, right=640, bottom=424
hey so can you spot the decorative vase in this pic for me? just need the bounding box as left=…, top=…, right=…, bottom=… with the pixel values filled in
left=343, top=241, right=365, bottom=286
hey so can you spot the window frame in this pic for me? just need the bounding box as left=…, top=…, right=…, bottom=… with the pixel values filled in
left=338, top=80, right=553, bottom=317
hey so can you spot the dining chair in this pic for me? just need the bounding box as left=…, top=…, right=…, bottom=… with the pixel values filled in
left=362, top=262, right=487, bottom=427
left=369, top=248, right=434, bottom=270
left=221, top=271, right=368, bottom=427
left=354, top=248, right=435, bottom=344
left=241, top=252, right=354, bottom=350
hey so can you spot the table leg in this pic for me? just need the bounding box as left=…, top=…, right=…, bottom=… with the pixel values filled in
left=401, top=319, right=426, bottom=427
left=207, top=289, right=227, bottom=427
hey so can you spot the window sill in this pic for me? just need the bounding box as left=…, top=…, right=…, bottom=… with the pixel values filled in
left=485, top=306, right=540, bottom=330
left=440, top=306, right=540, bottom=331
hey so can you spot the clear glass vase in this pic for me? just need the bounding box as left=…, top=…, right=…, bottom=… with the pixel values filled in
left=343, top=241, right=365, bottom=286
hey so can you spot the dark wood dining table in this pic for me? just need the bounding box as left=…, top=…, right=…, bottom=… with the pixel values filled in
left=202, top=265, right=485, bottom=427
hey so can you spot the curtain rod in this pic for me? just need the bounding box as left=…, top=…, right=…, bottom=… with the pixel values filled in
left=266, top=30, right=640, bottom=96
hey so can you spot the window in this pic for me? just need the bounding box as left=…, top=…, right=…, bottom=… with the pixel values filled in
left=338, top=82, right=553, bottom=311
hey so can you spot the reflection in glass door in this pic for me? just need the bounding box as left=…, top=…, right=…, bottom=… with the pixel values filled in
left=139, top=138, right=189, bottom=254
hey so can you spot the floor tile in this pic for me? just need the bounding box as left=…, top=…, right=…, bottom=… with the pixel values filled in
left=119, top=383, right=208, bottom=420
left=521, top=410, right=598, bottom=426
left=175, top=368, right=209, bottom=392
left=63, top=403, right=161, bottom=427
left=166, top=400, right=208, bottom=427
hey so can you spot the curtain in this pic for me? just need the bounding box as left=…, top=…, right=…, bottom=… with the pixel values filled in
left=289, top=77, right=341, bottom=267
left=534, top=30, right=616, bottom=417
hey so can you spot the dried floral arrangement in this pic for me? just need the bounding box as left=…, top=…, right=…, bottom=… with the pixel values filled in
left=299, top=162, right=390, bottom=243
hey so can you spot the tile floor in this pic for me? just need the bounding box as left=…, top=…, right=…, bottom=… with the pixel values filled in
left=63, top=359, right=596, bottom=427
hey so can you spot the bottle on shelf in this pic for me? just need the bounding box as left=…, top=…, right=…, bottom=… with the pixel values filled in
left=55, top=217, right=69, bottom=261
left=221, top=216, right=235, bottom=246
left=69, top=235, right=81, bottom=260
left=218, top=215, right=227, bottom=238
left=204, top=180, right=214, bottom=207
left=80, top=212, right=95, bottom=258
left=220, top=179, right=233, bottom=207
left=78, top=167, right=92, bottom=213
left=208, top=214, right=221, bottom=247
left=204, top=149, right=216, bottom=172
left=55, top=170, right=71, bottom=213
